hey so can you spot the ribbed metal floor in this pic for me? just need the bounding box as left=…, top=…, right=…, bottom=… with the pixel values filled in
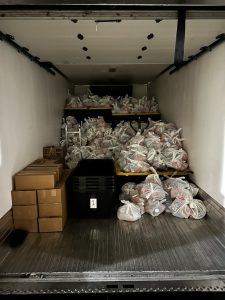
left=1, top=202, right=225, bottom=294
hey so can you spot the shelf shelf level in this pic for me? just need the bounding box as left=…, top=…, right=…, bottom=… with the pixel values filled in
left=112, top=112, right=160, bottom=116
left=114, top=161, right=193, bottom=177
left=64, top=106, right=112, bottom=110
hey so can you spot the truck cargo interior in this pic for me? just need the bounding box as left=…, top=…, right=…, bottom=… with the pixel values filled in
left=1, top=1, right=225, bottom=297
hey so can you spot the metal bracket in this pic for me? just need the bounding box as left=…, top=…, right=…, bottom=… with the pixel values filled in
left=0, top=30, right=69, bottom=79
left=41, top=61, right=69, bottom=80
left=170, top=32, right=225, bottom=74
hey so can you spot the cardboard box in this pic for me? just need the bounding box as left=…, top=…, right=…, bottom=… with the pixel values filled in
left=13, top=205, right=38, bottom=219
left=28, top=158, right=64, bottom=177
left=11, top=190, right=37, bottom=206
left=38, top=170, right=70, bottom=232
left=37, top=188, right=62, bottom=204
left=38, top=203, right=63, bottom=217
left=43, top=145, right=66, bottom=160
left=29, top=158, right=63, bottom=169
left=37, top=170, right=70, bottom=204
left=38, top=217, right=66, bottom=232
left=15, top=170, right=57, bottom=190
left=24, top=166, right=62, bottom=182
left=14, top=219, right=38, bottom=233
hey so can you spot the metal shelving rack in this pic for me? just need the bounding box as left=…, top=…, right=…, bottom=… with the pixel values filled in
left=64, top=123, right=82, bottom=148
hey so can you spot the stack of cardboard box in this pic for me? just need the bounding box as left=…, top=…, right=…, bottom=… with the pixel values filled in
left=12, top=159, right=70, bottom=233
left=12, top=190, right=38, bottom=232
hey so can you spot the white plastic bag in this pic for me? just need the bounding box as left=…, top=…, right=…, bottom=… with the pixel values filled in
left=144, top=167, right=162, bottom=186
left=145, top=200, right=166, bottom=217
left=189, top=199, right=207, bottom=219
left=169, top=199, right=191, bottom=219
left=189, top=183, right=199, bottom=197
left=117, top=200, right=142, bottom=222
left=121, top=182, right=136, bottom=196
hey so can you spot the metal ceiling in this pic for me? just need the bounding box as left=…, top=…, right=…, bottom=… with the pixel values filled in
left=1, top=1, right=225, bottom=84
left=1, top=17, right=225, bottom=84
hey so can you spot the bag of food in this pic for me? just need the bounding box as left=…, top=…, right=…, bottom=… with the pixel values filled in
left=144, top=167, right=162, bottom=186
left=140, top=182, right=167, bottom=201
left=169, top=199, right=191, bottom=219
left=188, top=183, right=199, bottom=197
left=121, top=182, right=136, bottom=196
left=189, top=199, right=207, bottom=219
left=117, top=200, right=142, bottom=222
left=145, top=200, right=166, bottom=217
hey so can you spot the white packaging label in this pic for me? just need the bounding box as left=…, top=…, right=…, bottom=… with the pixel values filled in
left=90, top=198, right=97, bottom=209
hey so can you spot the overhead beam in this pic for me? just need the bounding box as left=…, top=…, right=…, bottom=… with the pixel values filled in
left=1, top=1, right=225, bottom=11
left=174, top=9, right=186, bottom=66
left=1, top=1, right=225, bottom=6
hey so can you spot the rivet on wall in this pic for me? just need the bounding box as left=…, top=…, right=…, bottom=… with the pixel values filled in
left=77, top=33, right=84, bottom=40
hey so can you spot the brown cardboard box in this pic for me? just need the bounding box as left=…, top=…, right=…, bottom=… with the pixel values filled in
left=13, top=205, right=38, bottom=219
left=15, top=170, right=57, bottom=190
left=37, top=188, right=62, bottom=204
left=24, top=166, right=62, bottom=182
left=29, top=158, right=63, bottom=171
left=37, top=170, right=71, bottom=204
left=11, top=190, right=37, bottom=205
left=38, top=217, right=65, bottom=232
left=43, top=145, right=66, bottom=161
left=38, top=170, right=71, bottom=217
left=38, top=170, right=70, bottom=232
left=38, top=203, right=63, bottom=217
left=14, top=219, right=38, bottom=233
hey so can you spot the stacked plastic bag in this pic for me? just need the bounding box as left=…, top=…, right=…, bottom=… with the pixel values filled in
left=112, top=95, right=159, bottom=113
left=163, top=177, right=206, bottom=219
left=65, top=90, right=159, bottom=113
left=117, top=173, right=207, bottom=221
left=66, top=92, right=114, bottom=108
left=62, top=116, right=189, bottom=172
left=64, top=116, right=114, bottom=169
left=114, top=119, right=188, bottom=172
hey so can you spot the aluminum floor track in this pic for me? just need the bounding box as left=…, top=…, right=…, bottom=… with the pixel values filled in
left=1, top=202, right=225, bottom=295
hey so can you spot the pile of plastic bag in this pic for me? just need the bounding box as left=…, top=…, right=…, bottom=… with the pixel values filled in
left=117, top=173, right=207, bottom=221
left=65, top=90, right=159, bottom=113
left=63, top=116, right=114, bottom=169
left=113, top=119, right=188, bottom=172
left=112, top=95, right=159, bottom=113
left=66, top=92, right=115, bottom=108
left=62, top=116, right=189, bottom=172
left=163, top=177, right=206, bottom=219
